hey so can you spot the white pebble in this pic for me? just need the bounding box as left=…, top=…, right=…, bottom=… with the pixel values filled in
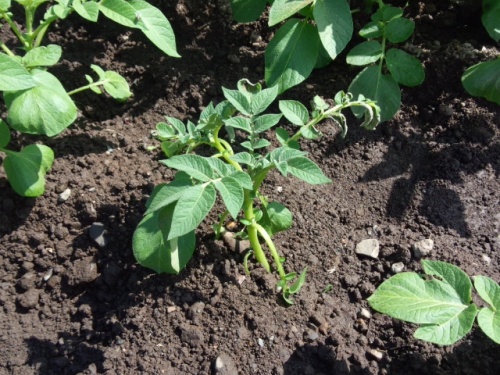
left=58, top=188, right=71, bottom=203
left=391, top=262, right=405, bottom=273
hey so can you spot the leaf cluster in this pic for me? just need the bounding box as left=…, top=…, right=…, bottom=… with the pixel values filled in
left=0, top=0, right=178, bottom=196
left=368, top=260, right=500, bottom=345
left=347, top=5, right=425, bottom=121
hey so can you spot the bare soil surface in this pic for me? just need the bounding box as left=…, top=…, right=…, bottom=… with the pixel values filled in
left=1, top=1, right=499, bottom=374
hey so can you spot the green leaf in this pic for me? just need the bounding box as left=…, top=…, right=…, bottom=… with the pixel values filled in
left=474, top=275, right=500, bottom=344
left=230, top=0, right=267, bottom=22
left=155, top=122, right=175, bottom=139
left=414, top=304, right=478, bottom=345
left=254, top=113, right=282, bottom=133
left=348, top=65, right=401, bottom=122
left=91, top=65, right=132, bottom=101
left=132, top=206, right=196, bottom=274
left=145, top=175, right=193, bottom=214
left=222, top=87, right=251, bottom=116
left=128, top=0, right=180, bottom=57
left=265, top=19, right=320, bottom=93
left=0, top=53, right=38, bottom=91
left=73, top=0, right=100, bottom=22
left=251, top=85, right=279, bottom=115
left=261, top=201, right=293, bottom=235
left=359, top=21, right=383, bottom=39
left=161, top=154, right=215, bottom=182
left=160, top=141, right=182, bottom=157
left=269, top=0, right=313, bottom=26
left=286, top=157, right=331, bottom=184
left=5, top=69, right=77, bottom=136
left=461, top=59, right=500, bottom=106
left=228, top=171, right=253, bottom=190
left=346, top=41, right=383, bottom=66
left=385, top=48, right=425, bottom=87
left=3, top=144, right=54, bottom=197
left=212, top=176, right=244, bottom=219
left=289, top=267, right=307, bottom=293
left=279, top=100, right=309, bottom=125
left=99, top=0, right=141, bottom=28
left=385, top=17, right=415, bottom=43
left=482, top=0, right=500, bottom=42
left=22, top=45, right=62, bottom=68
left=168, top=183, right=217, bottom=239
left=368, top=260, right=479, bottom=345
left=224, top=116, right=252, bottom=133
left=313, top=0, right=353, bottom=60
left=0, top=120, right=11, bottom=148
left=230, top=152, right=255, bottom=167
left=0, top=0, right=11, bottom=11
left=205, top=157, right=233, bottom=177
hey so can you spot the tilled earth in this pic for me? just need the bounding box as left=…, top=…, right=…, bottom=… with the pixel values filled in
left=0, top=1, right=499, bottom=374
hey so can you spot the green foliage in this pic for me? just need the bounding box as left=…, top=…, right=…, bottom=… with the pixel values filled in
left=230, top=0, right=352, bottom=93
left=134, top=79, right=380, bottom=303
left=0, top=0, right=178, bottom=196
left=347, top=4, right=425, bottom=121
left=461, top=0, right=500, bottom=105
left=368, top=260, right=500, bottom=346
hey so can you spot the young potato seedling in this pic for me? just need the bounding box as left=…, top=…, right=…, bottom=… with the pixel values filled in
left=0, top=0, right=179, bottom=196
left=133, top=79, right=380, bottom=304
left=369, top=260, right=500, bottom=345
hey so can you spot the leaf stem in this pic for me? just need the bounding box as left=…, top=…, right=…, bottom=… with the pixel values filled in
left=254, top=223, right=286, bottom=279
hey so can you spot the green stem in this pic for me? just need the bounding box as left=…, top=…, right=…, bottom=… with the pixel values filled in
left=67, top=82, right=103, bottom=96
left=254, top=223, right=286, bottom=279
left=0, top=41, right=15, bottom=56
left=31, top=18, right=57, bottom=49
left=2, top=12, right=29, bottom=49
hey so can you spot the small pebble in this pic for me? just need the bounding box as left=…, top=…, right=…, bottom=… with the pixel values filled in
left=358, top=308, right=372, bottom=320
left=482, top=254, right=491, bottom=265
left=412, top=239, right=434, bottom=258
left=368, top=348, right=384, bottom=360
left=58, top=188, right=71, bottom=203
left=89, top=222, right=108, bottom=248
left=391, top=262, right=405, bottom=273
left=257, top=338, right=265, bottom=348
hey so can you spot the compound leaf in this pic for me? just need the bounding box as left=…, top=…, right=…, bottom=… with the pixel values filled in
left=251, top=84, right=279, bottom=115
left=346, top=41, right=383, bottom=66
left=385, top=17, right=414, bottom=43
left=73, top=0, right=100, bottom=22
left=99, top=0, right=140, bottom=28
left=254, top=113, right=282, bottom=133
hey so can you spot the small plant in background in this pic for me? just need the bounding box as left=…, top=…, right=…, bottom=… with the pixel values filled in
left=0, top=0, right=179, bottom=197
left=461, top=0, right=500, bottom=106
left=347, top=1, right=425, bottom=121
left=229, top=0, right=354, bottom=93
left=368, top=260, right=500, bottom=345
left=133, top=78, right=380, bottom=303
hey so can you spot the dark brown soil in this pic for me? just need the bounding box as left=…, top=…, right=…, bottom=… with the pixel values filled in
left=1, top=1, right=499, bottom=374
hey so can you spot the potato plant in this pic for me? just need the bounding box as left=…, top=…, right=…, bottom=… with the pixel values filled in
left=0, top=0, right=178, bottom=197
left=133, top=79, right=380, bottom=303
left=369, top=260, right=500, bottom=345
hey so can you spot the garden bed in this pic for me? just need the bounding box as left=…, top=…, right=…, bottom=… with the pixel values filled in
left=0, top=1, right=499, bottom=374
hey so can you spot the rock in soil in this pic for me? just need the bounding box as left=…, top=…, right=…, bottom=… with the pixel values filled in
left=355, top=239, right=380, bottom=259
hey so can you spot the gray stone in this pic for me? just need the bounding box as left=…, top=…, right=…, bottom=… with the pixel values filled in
left=412, top=239, right=434, bottom=258
left=89, top=222, right=108, bottom=248
left=17, top=288, right=40, bottom=309
left=355, top=239, right=380, bottom=259
left=391, top=262, right=405, bottom=274
left=68, top=257, right=99, bottom=286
